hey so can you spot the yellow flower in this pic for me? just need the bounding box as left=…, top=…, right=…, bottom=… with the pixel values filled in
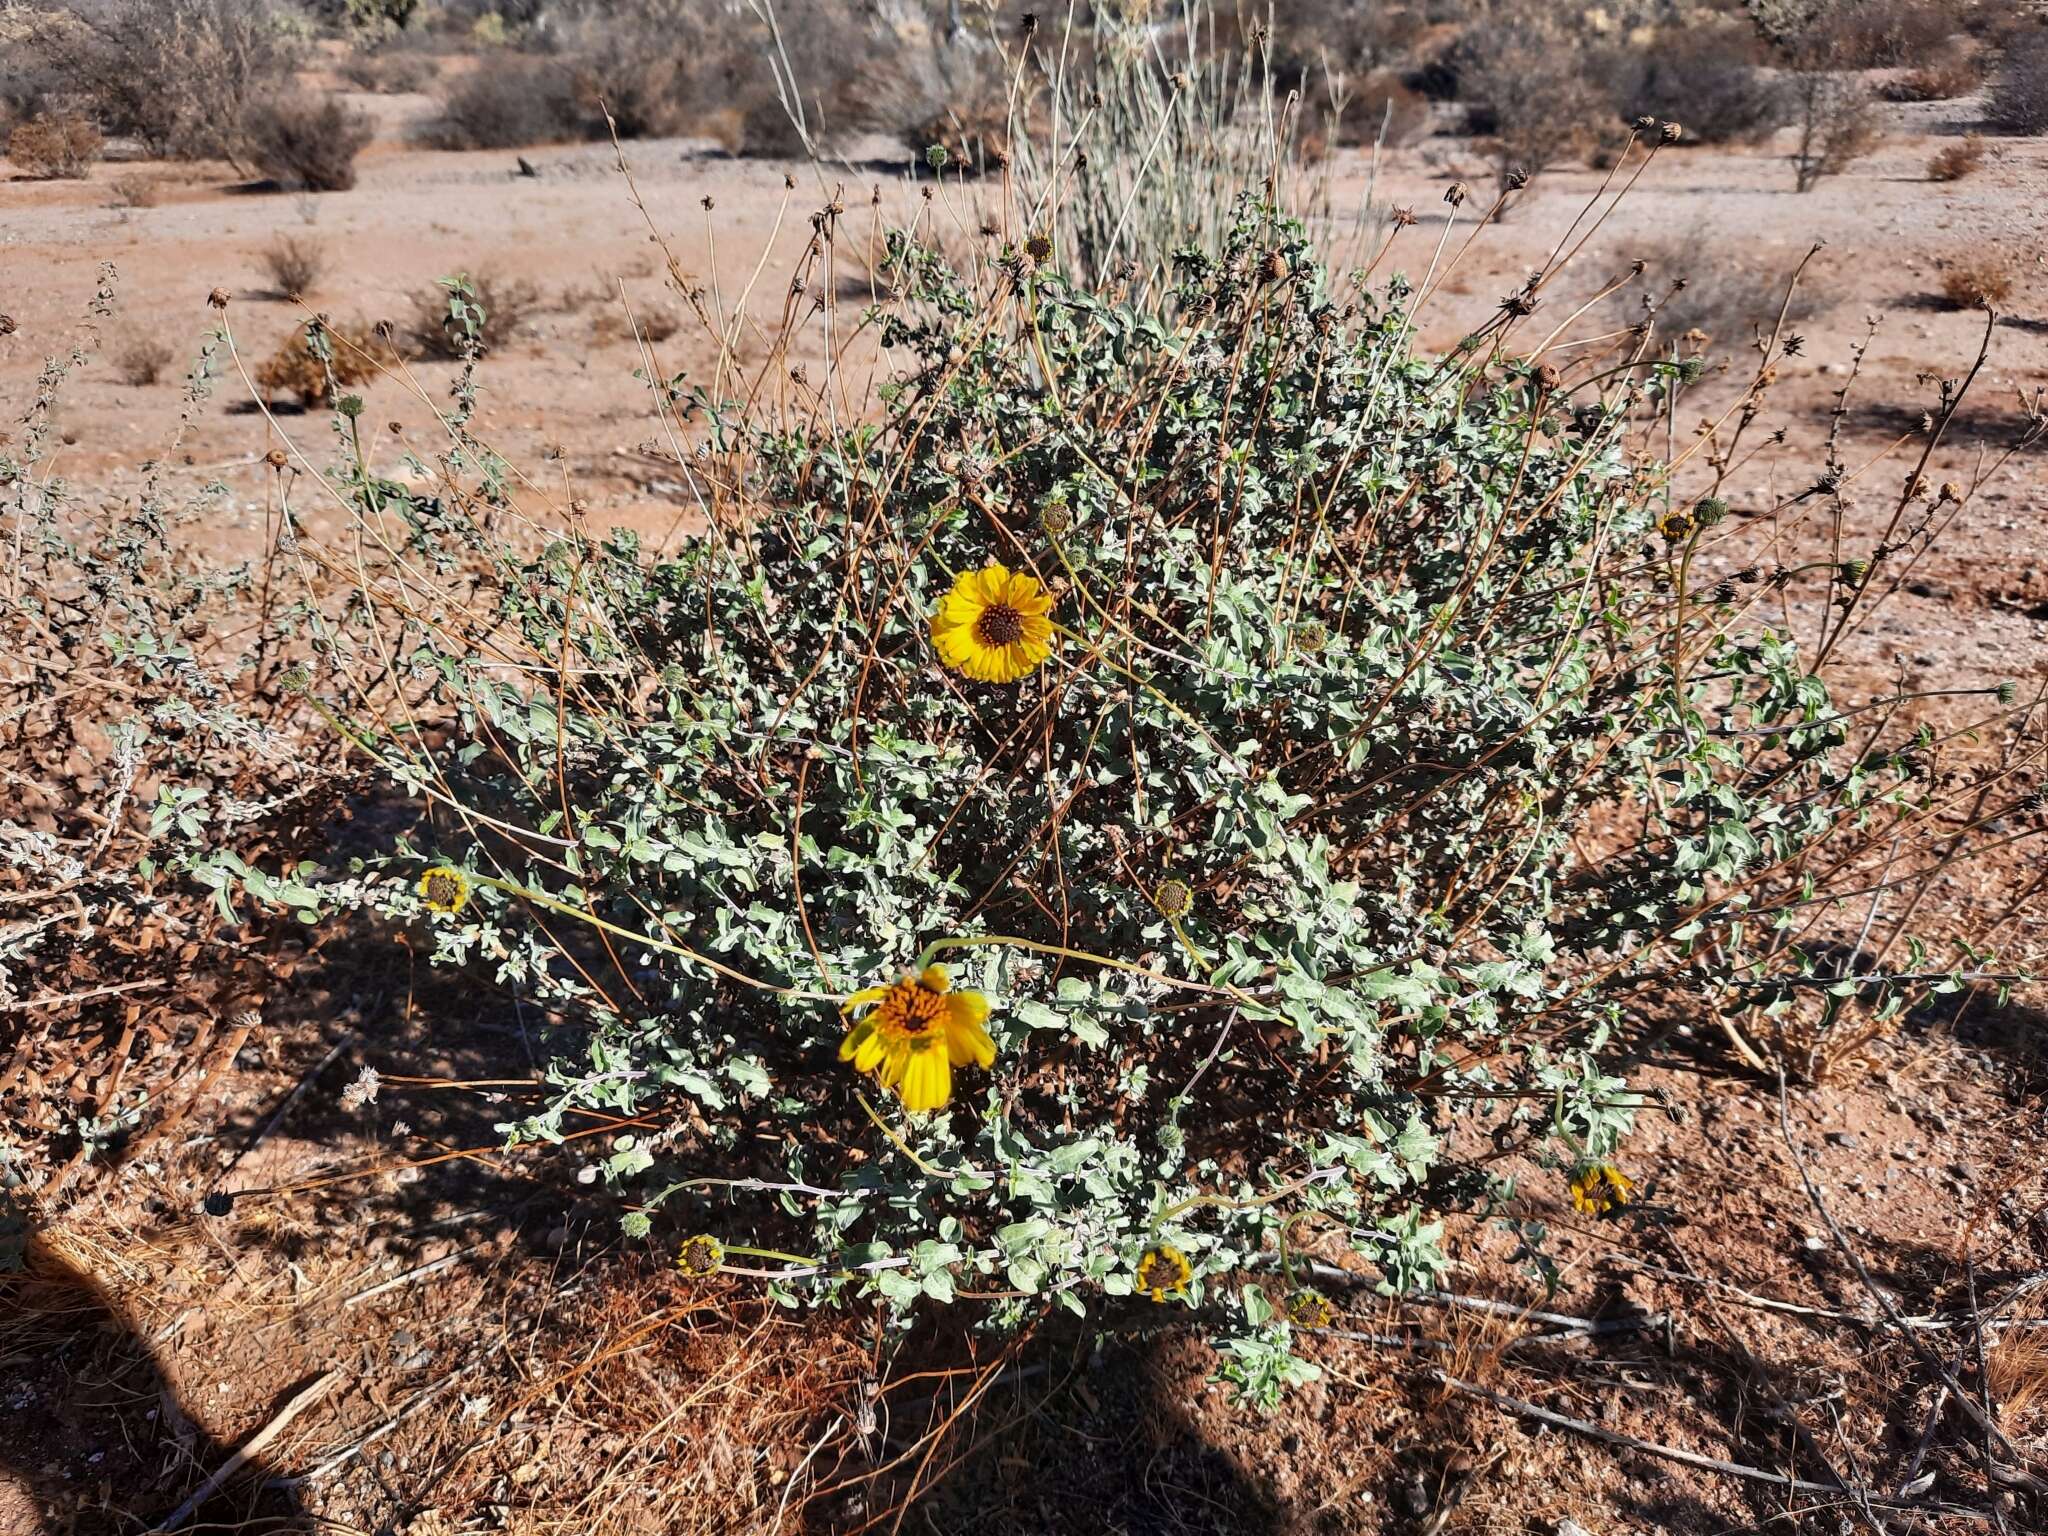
left=1135, top=1243, right=1192, bottom=1302
left=1656, top=507, right=1695, bottom=542
left=838, top=964, right=996, bottom=1113
left=1153, top=878, right=1193, bottom=919
left=677, top=1234, right=724, bottom=1276
left=931, top=563, right=1054, bottom=683
left=1568, top=1163, right=1636, bottom=1218
left=1285, top=1289, right=1333, bottom=1329
left=417, top=865, right=470, bottom=915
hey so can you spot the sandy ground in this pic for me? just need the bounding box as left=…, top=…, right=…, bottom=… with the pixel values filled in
left=3, top=78, right=2046, bottom=1536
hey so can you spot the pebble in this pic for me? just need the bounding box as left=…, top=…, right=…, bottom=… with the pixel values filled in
left=1826, top=1131, right=1862, bottom=1150
left=1557, top=1521, right=1597, bottom=1536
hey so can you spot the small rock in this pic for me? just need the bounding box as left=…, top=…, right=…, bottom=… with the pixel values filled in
left=1826, top=1131, right=1862, bottom=1151
left=1396, top=1477, right=1430, bottom=1518
left=1557, top=1520, right=1597, bottom=1536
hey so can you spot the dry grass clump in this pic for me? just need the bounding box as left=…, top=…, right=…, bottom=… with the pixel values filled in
left=590, top=303, right=680, bottom=347
left=7, top=112, right=101, bottom=178
left=1938, top=256, right=2016, bottom=311
left=1927, top=134, right=1988, bottom=181
left=1987, top=1305, right=2048, bottom=1439
left=1788, top=70, right=1882, bottom=192
left=112, top=334, right=175, bottom=387
left=253, top=321, right=381, bottom=405
left=107, top=172, right=162, bottom=207
left=245, top=91, right=374, bottom=192
left=261, top=233, right=325, bottom=300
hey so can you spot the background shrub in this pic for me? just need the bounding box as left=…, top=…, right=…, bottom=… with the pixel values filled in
left=1460, top=15, right=1602, bottom=189
left=1597, top=22, right=1788, bottom=145
left=1787, top=69, right=1881, bottom=191
left=7, top=112, right=102, bottom=178
left=339, top=49, right=439, bottom=94
left=1939, top=255, right=2015, bottom=309
left=1877, top=41, right=1985, bottom=102
left=404, top=270, right=539, bottom=358
left=1926, top=134, right=1987, bottom=181
left=50, top=0, right=299, bottom=164
left=245, top=91, right=374, bottom=191
left=261, top=233, right=325, bottom=299
left=418, top=56, right=582, bottom=148
left=253, top=318, right=380, bottom=404
left=1613, top=231, right=1827, bottom=351
left=111, top=333, right=174, bottom=385
left=1985, top=30, right=2048, bottom=133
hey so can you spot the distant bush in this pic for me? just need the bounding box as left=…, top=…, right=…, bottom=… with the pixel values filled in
left=1815, top=0, right=1961, bottom=68
left=419, top=56, right=582, bottom=148
left=1985, top=31, right=2048, bottom=133
left=1460, top=15, right=1602, bottom=190
left=1598, top=24, right=1788, bottom=144
left=253, top=319, right=380, bottom=405
left=245, top=91, right=374, bottom=191
left=1939, top=256, right=2015, bottom=310
left=1926, top=134, right=1987, bottom=181
left=1787, top=70, right=1881, bottom=191
left=112, top=333, right=174, bottom=386
left=1876, top=42, right=1985, bottom=102
left=1617, top=232, right=1827, bottom=352
left=340, top=49, right=439, bottom=94
left=404, top=271, right=539, bottom=358
left=262, top=233, right=325, bottom=299
left=1331, top=69, right=1433, bottom=149
left=7, top=112, right=101, bottom=178
left=50, top=0, right=300, bottom=164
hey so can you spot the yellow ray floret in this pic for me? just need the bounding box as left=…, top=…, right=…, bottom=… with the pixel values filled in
left=417, top=865, right=470, bottom=915
left=838, top=963, right=997, bottom=1112
left=931, top=563, right=1055, bottom=683
left=1568, top=1162, right=1636, bottom=1218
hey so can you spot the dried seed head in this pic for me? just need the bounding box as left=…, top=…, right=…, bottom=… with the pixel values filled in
left=1039, top=504, right=1073, bottom=538
left=1293, top=618, right=1329, bottom=654
left=207, top=287, right=231, bottom=309
left=1503, top=165, right=1530, bottom=190
left=1632, top=115, right=1658, bottom=132
left=1023, top=232, right=1053, bottom=264
left=264, top=447, right=289, bottom=470
left=1391, top=206, right=1417, bottom=228
left=1444, top=181, right=1469, bottom=207
left=1260, top=250, right=1288, bottom=283
left=1660, top=121, right=1683, bottom=143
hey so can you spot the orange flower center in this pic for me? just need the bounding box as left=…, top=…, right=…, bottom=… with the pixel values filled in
left=974, top=603, right=1025, bottom=647
left=879, top=980, right=948, bottom=1036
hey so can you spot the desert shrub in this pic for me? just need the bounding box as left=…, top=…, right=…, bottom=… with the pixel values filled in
left=1927, top=134, right=1987, bottom=181
left=1985, top=30, right=2048, bottom=133
left=1787, top=70, right=1881, bottom=191
left=419, top=56, right=582, bottom=148
left=244, top=91, right=374, bottom=192
left=1812, top=0, right=1961, bottom=68
left=261, top=233, right=324, bottom=299
left=253, top=318, right=380, bottom=404
left=1460, top=14, right=1602, bottom=190
left=1328, top=69, right=1433, bottom=149
left=1877, top=42, right=1985, bottom=101
left=52, top=0, right=299, bottom=163
left=404, top=271, right=538, bottom=357
left=339, top=49, right=439, bottom=93
left=108, top=172, right=161, bottom=206
left=1939, top=256, right=2015, bottom=310
left=111, top=333, right=174, bottom=385
left=1597, top=23, right=1788, bottom=144
left=224, top=209, right=2018, bottom=1396
left=1615, top=231, right=1827, bottom=350
left=6, top=113, right=102, bottom=178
